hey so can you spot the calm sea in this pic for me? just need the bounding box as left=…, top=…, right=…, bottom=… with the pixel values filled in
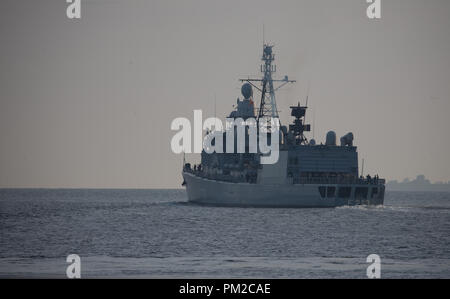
left=0, top=189, right=449, bottom=278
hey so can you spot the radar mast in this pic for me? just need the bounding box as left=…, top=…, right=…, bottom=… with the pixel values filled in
left=239, top=44, right=296, bottom=121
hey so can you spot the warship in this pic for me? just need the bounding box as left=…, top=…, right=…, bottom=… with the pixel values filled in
left=182, top=44, right=385, bottom=207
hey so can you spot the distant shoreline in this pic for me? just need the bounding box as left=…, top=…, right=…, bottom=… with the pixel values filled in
left=387, top=175, right=450, bottom=192
left=386, top=188, right=450, bottom=192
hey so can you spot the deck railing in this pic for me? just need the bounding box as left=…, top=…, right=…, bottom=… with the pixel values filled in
left=184, top=166, right=385, bottom=185
left=294, top=177, right=385, bottom=185
left=183, top=167, right=255, bottom=183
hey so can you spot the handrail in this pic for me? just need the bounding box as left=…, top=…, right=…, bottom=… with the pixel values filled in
left=184, top=167, right=385, bottom=186
left=294, top=177, right=385, bottom=185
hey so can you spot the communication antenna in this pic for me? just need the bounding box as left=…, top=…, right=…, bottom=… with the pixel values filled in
left=313, top=109, right=316, bottom=139
left=303, top=83, right=311, bottom=143
left=305, top=82, right=310, bottom=107
left=304, top=83, right=310, bottom=122
left=361, top=158, right=365, bottom=177
left=263, top=24, right=265, bottom=46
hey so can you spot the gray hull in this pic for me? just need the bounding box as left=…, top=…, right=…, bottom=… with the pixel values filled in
left=182, top=172, right=385, bottom=208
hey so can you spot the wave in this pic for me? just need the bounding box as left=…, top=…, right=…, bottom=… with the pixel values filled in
left=337, top=204, right=450, bottom=213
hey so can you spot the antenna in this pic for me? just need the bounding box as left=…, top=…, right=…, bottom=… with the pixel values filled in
left=262, top=24, right=265, bottom=46
left=361, top=158, right=365, bottom=177
left=304, top=84, right=310, bottom=135
left=313, top=109, right=316, bottom=139
left=305, top=81, right=310, bottom=106
left=304, top=86, right=310, bottom=121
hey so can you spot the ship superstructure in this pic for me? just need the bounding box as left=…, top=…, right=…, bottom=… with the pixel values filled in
left=182, top=44, right=385, bottom=207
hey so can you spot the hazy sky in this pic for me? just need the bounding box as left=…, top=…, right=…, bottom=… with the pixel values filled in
left=1, top=0, right=449, bottom=188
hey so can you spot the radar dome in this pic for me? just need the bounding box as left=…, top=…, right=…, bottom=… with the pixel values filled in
left=340, top=132, right=354, bottom=146
left=241, top=83, right=253, bottom=99
left=325, top=131, right=336, bottom=146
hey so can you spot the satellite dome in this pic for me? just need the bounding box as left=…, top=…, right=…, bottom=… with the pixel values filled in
left=325, top=131, right=336, bottom=146
left=340, top=132, right=354, bottom=146
left=264, top=46, right=272, bottom=55
left=241, top=83, right=253, bottom=99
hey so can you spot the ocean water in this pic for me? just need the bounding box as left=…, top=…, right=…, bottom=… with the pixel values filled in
left=0, top=189, right=449, bottom=278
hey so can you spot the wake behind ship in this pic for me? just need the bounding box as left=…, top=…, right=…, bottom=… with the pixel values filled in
left=182, top=44, right=385, bottom=207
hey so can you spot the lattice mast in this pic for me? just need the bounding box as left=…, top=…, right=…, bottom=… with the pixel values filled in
left=240, top=44, right=296, bottom=121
